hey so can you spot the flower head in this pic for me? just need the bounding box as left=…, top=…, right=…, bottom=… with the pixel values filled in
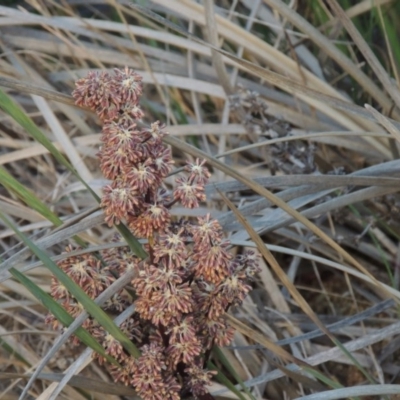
left=101, top=121, right=141, bottom=149
left=131, top=343, right=182, bottom=400
left=173, top=177, right=206, bottom=208
left=128, top=205, right=169, bottom=239
left=119, top=102, right=145, bottom=123
left=185, top=364, right=217, bottom=397
left=123, top=159, right=158, bottom=192
left=101, top=181, right=141, bottom=226
left=192, top=239, right=232, bottom=284
left=101, top=244, right=140, bottom=275
left=152, top=146, right=174, bottom=178
left=153, top=229, right=188, bottom=267
left=72, top=70, right=120, bottom=121
left=166, top=338, right=202, bottom=366
left=191, top=214, right=224, bottom=244
left=113, top=67, right=143, bottom=103
left=185, top=158, right=211, bottom=185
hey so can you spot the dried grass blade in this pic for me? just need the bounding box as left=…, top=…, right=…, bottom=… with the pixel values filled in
left=0, top=167, right=61, bottom=226
left=224, top=314, right=305, bottom=367
left=0, top=85, right=101, bottom=215
left=228, top=298, right=395, bottom=350
left=165, top=135, right=391, bottom=296
left=294, top=384, right=400, bottom=400
left=37, top=305, right=135, bottom=400
left=376, top=2, right=400, bottom=86
left=326, top=0, right=400, bottom=111
left=0, top=211, right=105, bottom=279
left=204, top=0, right=234, bottom=96
left=218, top=190, right=379, bottom=385
left=18, top=269, right=136, bottom=400
left=263, top=0, right=399, bottom=117
left=0, top=200, right=43, bottom=223
left=0, top=77, right=75, bottom=106
left=253, top=243, right=400, bottom=299
left=225, top=315, right=331, bottom=391
left=217, top=321, right=400, bottom=391
left=365, top=104, right=400, bottom=143
left=31, top=95, right=93, bottom=183
left=212, top=346, right=256, bottom=400
left=0, top=212, right=141, bottom=360
left=0, top=372, right=137, bottom=397
left=9, top=268, right=117, bottom=366
left=5, top=52, right=93, bottom=181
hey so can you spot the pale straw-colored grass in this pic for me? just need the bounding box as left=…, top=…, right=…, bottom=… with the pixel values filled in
left=0, top=1, right=400, bottom=399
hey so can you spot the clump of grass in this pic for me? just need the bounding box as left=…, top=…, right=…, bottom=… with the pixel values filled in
left=0, top=1, right=400, bottom=400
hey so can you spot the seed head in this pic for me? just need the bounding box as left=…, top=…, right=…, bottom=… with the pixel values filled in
left=48, top=68, right=262, bottom=400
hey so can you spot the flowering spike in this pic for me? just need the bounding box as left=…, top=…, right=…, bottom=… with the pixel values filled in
left=47, top=68, right=261, bottom=400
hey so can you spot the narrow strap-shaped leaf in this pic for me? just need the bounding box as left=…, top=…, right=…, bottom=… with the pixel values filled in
left=212, top=346, right=256, bottom=400
left=0, top=86, right=145, bottom=258
left=0, top=372, right=137, bottom=396
left=0, top=166, right=88, bottom=248
left=0, top=166, right=61, bottom=226
left=9, top=267, right=119, bottom=366
left=207, top=361, right=248, bottom=400
left=0, top=88, right=79, bottom=182
left=0, top=212, right=141, bottom=359
left=116, top=222, right=147, bottom=259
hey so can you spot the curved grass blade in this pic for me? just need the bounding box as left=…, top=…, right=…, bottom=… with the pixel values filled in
left=0, top=372, right=137, bottom=397
left=0, top=211, right=141, bottom=359
left=0, top=166, right=61, bottom=226
left=0, top=85, right=145, bottom=258
left=116, top=222, right=147, bottom=259
left=0, top=166, right=87, bottom=248
left=127, top=1, right=400, bottom=129
left=212, top=346, right=256, bottom=400
left=219, top=190, right=376, bottom=393
left=207, top=360, right=248, bottom=400
left=0, top=339, right=29, bottom=365
left=9, top=267, right=119, bottom=366
left=0, top=88, right=82, bottom=185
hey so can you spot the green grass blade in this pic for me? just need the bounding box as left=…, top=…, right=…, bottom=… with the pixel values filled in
left=0, top=86, right=145, bottom=258
left=9, top=267, right=119, bottom=366
left=0, top=166, right=87, bottom=248
left=116, top=222, right=147, bottom=259
left=207, top=361, right=248, bottom=400
left=0, top=211, right=141, bottom=359
left=303, top=366, right=343, bottom=390
left=0, top=88, right=79, bottom=180
left=302, top=366, right=360, bottom=400
left=0, top=340, right=30, bottom=365
left=212, top=346, right=256, bottom=400
left=0, top=166, right=62, bottom=226
left=0, top=86, right=100, bottom=205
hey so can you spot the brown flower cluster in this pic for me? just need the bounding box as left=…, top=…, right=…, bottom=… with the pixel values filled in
left=48, top=69, right=260, bottom=400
